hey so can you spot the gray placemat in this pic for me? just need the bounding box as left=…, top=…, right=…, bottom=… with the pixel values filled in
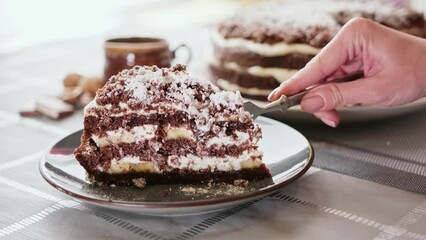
left=289, top=110, right=426, bottom=194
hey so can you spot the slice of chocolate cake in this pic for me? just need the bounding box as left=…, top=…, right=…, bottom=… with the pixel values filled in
left=74, top=64, right=271, bottom=186
left=209, top=0, right=426, bottom=101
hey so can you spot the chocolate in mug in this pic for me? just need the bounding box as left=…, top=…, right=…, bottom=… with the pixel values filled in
left=104, top=37, right=191, bottom=80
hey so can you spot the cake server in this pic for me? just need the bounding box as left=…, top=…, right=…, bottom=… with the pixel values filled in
left=244, top=71, right=364, bottom=119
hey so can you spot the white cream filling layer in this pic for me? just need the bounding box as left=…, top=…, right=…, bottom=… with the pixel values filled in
left=164, top=125, right=194, bottom=140
left=206, top=131, right=250, bottom=148
left=84, top=101, right=185, bottom=117
left=221, top=61, right=297, bottom=83
left=167, top=149, right=263, bottom=171
left=166, top=128, right=194, bottom=140
left=92, top=125, right=157, bottom=147
left=216, top=79, right=271, bottom=96
left=212, top=30, right=321, bottom=57
left=248, top=66, right=297, bottom=83
left=105, top=149, right=263, bottom=174
left=107, top=156, right=159, bottom=174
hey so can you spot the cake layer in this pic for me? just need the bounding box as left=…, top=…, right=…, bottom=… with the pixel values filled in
left=84, top=101, right=186, bottom=117
left=93, top=139, right=253, bottom=159
left=209, top=62, right=295, bottom=88
left=164, top=124, right=194, bottom=140
left=210, top=65, right=279, bottom=90
left=213, top=44, right=313, bottom=68
left=206, top=131, right=250, bottom=148
left=75, top=140, right=163, bottom=172
left=84, top=113, right=256, bottom=136
left=89, top=120, right=256, bottom=150
left=89, top=165, right=271, bottom=185
left=78, top=145, right=262, bottom=174
left=217, top=0, right=426, bottom=46
left=218, top=18, right=336, bottom=47
left=85, top=100, right=185, bottom=117
left=212, top=30, right=322, bottom=57
left=167, top=148, right=262, bottom=172
left=333, top=9, right=426, bottom=37
left=84, top=111, right=190, bottom=135
left=77, top=123, right=260, bottom=174
left=108, top=159, right=157, bottom=174
left=92, top=125, right=158, bottom=147
left=83, top=132, right=256, bottom=163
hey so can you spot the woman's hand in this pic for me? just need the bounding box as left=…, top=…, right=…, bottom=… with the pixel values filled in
left=268, top=17, right=426, bottom=127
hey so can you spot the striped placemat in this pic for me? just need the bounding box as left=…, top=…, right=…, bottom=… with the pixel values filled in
left=291, top=109, right=426, bottom=194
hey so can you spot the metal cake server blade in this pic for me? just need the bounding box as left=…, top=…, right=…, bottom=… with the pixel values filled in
left=244, top=71, right=364, bottom=119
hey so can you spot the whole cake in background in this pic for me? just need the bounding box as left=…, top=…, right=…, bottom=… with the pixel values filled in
left=209, top=0, right=426, bottom=101
left=74, top=64, right=271, bottom=187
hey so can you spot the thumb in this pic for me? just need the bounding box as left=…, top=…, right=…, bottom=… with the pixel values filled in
left=300, top=77, right=383, bottom=112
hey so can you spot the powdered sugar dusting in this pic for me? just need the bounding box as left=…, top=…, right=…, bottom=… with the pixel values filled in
left=125, top=75, right=148, bottom=104
left=92, top=64, right=253, bottom=134
left=210, top=91, right=243, bottom=111
left=233, top=0, right=338, bottom=29
left=218, top=0, right=425, bottom=45
left=233, top=0, right=421, bottom=28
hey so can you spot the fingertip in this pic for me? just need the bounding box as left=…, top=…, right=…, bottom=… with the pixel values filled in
left=268, top=83, right=294, bottom=102
left=321, top=118, right=338, bottom=128
left=267, top=88, right=278, bottom=102
left=269, top=74, right=316, bottom=102
left=313, top=110, right=340, bottom=128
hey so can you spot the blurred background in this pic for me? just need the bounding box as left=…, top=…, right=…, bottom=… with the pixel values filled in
left=0, top=0, right=249, bottom=94
left=1, top=0, right=426, bottom=128
left=0, top=0, right=243, bottom=54
left=1, top=0, right=425, bottom=54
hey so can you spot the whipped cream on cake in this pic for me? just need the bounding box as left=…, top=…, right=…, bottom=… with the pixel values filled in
left=74, top=64, right=271, bottom=186
left=209, top=0, right=426, bottom=101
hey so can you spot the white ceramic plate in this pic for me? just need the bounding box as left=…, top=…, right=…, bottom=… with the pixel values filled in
left=39, top=116, right=313, bottom=216
left=255, top=98, right=426, bottom=124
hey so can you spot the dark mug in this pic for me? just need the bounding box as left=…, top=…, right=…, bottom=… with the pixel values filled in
left=104, top=37, right=191, bottom=80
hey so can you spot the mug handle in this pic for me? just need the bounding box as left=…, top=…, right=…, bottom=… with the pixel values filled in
left=172, top=44, right=192, bottom=64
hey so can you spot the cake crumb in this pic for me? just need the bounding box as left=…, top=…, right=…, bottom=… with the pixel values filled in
left=234, top=179, right=249, bottom=188
left=86, top=174, right=95, bottom=183
left=161, top=189, right=171, bottom=198
left=180, top=186, right=209, bottom=195
left=179, top=181, right=250, bottom=198
left=132, top=178, right=147, bottom=188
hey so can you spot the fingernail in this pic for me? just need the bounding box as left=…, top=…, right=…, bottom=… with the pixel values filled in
left=321, top=118, right=337, bottom=128
left=268, top=89, right=278, bottom=101
left=301, top=96, right=324, bottom=112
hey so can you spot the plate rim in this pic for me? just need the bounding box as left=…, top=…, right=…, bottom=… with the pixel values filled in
left=39, top=117, right=314, bottom=209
